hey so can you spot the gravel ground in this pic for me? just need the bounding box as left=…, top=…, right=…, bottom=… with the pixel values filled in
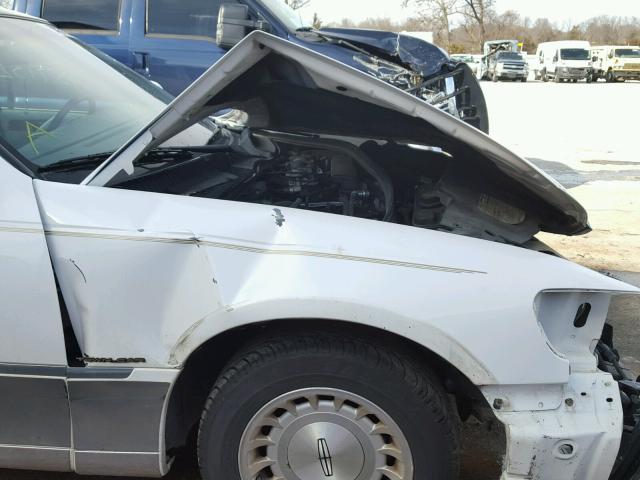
left=2, top=79, right=639, bottom=480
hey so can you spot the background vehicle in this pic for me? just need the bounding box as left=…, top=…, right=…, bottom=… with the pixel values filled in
left=480, top=39, right=520, bottom=80
left=535, top=40, right=593, bottom=83
left=591, top=45, right=640, bottom=82
left=451, top=53, right=482, bottom=78
left=487, top=50, right=528, bottom=82
left=12, top=0, right=488, bottom=132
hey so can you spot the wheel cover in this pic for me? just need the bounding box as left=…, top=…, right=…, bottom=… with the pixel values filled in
left=238, top=388, right=414, bottom=480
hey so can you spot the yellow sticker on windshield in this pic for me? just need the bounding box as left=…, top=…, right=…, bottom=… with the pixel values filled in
left=26, top=122, right=56, bottom=155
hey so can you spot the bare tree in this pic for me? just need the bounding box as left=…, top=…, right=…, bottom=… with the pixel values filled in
left=284, top=0, right=310, bottom=10
left=403, top=0, right=457, bottom=50
left=581, top=16, right=640, bottom=45
left=530, top=18, right=558, bottom=45
left=458, top=0, right=495, bottom=49
left=328, top=16, right=433, bottom=34
left=312, top=12, right=322, bottom=29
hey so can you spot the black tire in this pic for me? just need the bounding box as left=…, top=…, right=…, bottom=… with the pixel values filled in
left=606, top=70, right=615, bottom=83
left=198, top=332, right=460, bottom=480
left=492, top=72, right=498, bottom=82
left=554, top=74, right=561, bottom=83
left=542, top=69, right=548, bottom=82
left=521, top=77, right=527, bottom=82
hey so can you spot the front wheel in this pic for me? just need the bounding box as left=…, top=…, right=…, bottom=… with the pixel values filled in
left=198, top=332, right=460, bottom=480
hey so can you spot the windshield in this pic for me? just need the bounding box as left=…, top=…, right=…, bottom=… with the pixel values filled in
left=615, top=48, right=640, bottom=58
left=497, top=52, right=523, bottom=61
left=0, top=18, right=173, bottom=169
left=259, top=0, right=309, bottom=31
left=559, top=48, right=590, bottom=61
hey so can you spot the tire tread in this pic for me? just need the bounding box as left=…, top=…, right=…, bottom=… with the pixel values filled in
left=197, top=331, right=460, bottom=478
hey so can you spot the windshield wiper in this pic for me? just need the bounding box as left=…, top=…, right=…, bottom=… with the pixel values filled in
left=134, top=145, right=234, bottom=165
left=37, top=152, right=113, bottom=173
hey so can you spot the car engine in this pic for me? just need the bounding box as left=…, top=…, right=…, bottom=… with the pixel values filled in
left=113, top=128, right=541, bottom=246
left=229, top=147, right=386, bottom=221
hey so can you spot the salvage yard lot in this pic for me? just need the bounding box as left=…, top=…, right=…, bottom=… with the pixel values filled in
left=3, top=80, right=640, bottom=480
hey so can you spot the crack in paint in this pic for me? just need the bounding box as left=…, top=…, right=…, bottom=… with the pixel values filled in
left=69, top=259, right=87, bottom=283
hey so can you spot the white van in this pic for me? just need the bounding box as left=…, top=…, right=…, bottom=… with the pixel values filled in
left=591, top=45, right=640, bottom=82
left=535, top=40, right=593, bottom=83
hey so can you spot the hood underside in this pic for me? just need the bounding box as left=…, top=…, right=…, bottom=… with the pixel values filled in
left=85, top=31, right=589, bottom=238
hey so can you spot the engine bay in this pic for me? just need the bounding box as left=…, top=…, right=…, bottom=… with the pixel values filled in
left=113, top=128, right=543, bottom=245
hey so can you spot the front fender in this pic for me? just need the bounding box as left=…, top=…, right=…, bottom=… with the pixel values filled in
left=168, top=296, right=497, bottom=385
left=36, top=182, right=638, bottom=387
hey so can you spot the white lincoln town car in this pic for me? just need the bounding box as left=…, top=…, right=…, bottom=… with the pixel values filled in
left=0, top=9, right=639, bottom=480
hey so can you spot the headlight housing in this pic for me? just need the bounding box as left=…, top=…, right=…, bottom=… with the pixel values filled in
left=535, top=291, right=613, bottom=372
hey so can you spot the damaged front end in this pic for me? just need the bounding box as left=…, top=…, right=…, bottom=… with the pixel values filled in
left=18, top=27, right=640, bottom=479
left=598, top=325, right=640, bottom=480
left=310, top=29, right=489, bottom=133
left=74, top=31, right=640, bottom=478
left=481, top=289, right=639, bottom=480
left=487, top=322, right=640, bottom=480
left=85, top=31, right=588, bottom=246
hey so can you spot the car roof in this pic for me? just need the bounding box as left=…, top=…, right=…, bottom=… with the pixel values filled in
left=0, top=7, right=50, bottom=25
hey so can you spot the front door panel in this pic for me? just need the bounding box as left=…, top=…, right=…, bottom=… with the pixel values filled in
left=0, top=160, right=66, bottom=365
left=0, top=158, right=70, bottom=470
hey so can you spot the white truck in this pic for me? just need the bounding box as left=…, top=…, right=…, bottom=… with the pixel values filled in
left=3, top=10, right=640, bottom=480
left=591, top=45, right=640, bottom=82
left=535, top=40, right=593, bottom=83
left=487, top=50, right=529, bottom=82
left=480, top=39, right=523, bottom=80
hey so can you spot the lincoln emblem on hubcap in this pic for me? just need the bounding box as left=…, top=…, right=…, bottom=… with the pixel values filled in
left=317, top=438, right=333, bottom=476
left=238, top=388, right=414, bottom=479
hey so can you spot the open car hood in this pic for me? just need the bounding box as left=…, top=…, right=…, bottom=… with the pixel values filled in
left=84, top=31, right=589, bottom=236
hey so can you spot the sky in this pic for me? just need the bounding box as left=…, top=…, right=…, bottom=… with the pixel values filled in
left=298, top=0, right=639, bottom=27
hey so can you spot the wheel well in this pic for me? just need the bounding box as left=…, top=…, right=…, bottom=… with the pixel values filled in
left=163, top=319, right=492, bottom=456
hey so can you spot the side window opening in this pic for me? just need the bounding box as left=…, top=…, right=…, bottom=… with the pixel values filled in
left=145, top=0, right=224, bottom=40
left=42, top=0, right=121, bottom=33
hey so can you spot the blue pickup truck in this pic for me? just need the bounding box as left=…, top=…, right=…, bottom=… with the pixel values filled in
left=12, top=0, right=488, bottom=131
